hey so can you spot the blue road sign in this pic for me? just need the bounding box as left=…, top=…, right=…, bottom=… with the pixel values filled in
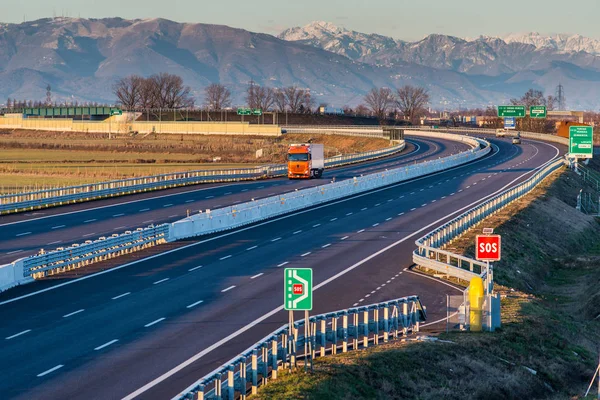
left=504, top=117, right=516, bottom=130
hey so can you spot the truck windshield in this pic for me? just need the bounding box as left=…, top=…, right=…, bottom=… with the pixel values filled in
left=288, top=153, right=309, bottom=161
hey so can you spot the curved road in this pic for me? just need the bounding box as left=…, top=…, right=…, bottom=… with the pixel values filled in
left=0, top=135, right=564, bottom=400
left=0, top=137, right=468, bottom=264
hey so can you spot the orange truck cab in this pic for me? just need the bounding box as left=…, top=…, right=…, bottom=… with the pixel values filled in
left=287, top=143, right=325, bottom=179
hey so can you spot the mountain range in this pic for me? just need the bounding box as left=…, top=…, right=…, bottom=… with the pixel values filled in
left=0, top=18, right=599, bottom=110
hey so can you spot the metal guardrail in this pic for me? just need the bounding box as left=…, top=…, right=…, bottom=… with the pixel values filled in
left=174, top=295, right=426, bottom=400
left=413, top=157, right=566, bottom=286
left=0, top=142, right=405, bottom=215
left=21, top=224, right=170, bottom=278
left=408, top=126, right=570, bottom=146
left=282, top=125, right=386, bottom=138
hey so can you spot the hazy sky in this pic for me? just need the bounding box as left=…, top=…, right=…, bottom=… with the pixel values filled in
left=3, top=0, right=599, bottom=40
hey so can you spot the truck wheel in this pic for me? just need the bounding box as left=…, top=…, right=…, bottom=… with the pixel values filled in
left=315, top=170, right=323, bottom=179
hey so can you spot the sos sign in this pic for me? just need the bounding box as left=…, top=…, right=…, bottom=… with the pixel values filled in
left=475, top=235, right=501, bottom=261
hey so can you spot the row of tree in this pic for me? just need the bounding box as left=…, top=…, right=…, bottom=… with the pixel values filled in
left=363, top=86, right=430, bottom=123
left=113, top=73, right=194, bottom=109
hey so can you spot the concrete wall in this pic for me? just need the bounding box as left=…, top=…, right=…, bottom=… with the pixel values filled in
left=0, top=114, right=282, bottom=136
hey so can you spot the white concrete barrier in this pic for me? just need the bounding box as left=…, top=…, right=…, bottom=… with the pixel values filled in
left=0, top=260, right=32, bottom=292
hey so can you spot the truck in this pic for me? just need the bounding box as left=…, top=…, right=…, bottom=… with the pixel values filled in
left=287, top=143, right=324, bottom=179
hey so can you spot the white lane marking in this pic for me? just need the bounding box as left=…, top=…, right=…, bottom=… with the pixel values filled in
left=386, top=280, right=391, bottom=283
left=365, top=294, right=371, bottom=298
left=431, top=200, right=437, bottom=203
left=163, top=204, right=173, bottom=208
left=169, top=215, right=179, bottom=218
left=188, top=265, right=203, bottom=271
left=330, top=218, right=338, bottom=221
left=241, top=189, right=249, bottom=192
left=293, top=230, right=302, bottom=235
left=37, top=365, right=64, bottom=377
left=16, top=232, right=31, bottom=237
left=113, top=213, right=125, bottom=217
left=385, top=217, right=392, bottom=221
left=399, top=196, right=405, bottom=199
left=113, top=226, right=126, bottom=230
left=6, top=250, right=23, bottom=255
left=420, top=189, right=424, bottom=192
left=301, top=252, right=311, bottom=257
left=346, top=212, right=353, bottom=216
left=322, top=244, right=331, bottom=248
left=83, top=232, right=97, bottom=238
left=186, top=300, right=204, bottom=309
left=313, top=224, right=321, bottom=227
left=410, top=208, right=416, bottom=211
left=112, top=292, right=131, bottom=300
left=398, top=212, right=405, bottom=216
left=359, top=298, right=365, bottom=302
left=142, top=220, right=154, bottom=224
left=258, top=186, right=265, bottom=189
left=387, top=199, right=393, bottom=202
left=251, top=273, right=264, bottom=279
left=246, top=246, right=258, bottom=251
left=185, top=200, right=195, bottom=203
left=84, top=219, right=97, bottom=223
left=271, top=237, right=281, bottom=242
left=357, top=229, right=365, bottom=233
left=51, top=225, right=66, bottom=230
left=219, top=255, right=232, bottom=261
left=139, top=209, right=150, bottom=213
left=361, top=207, right=368, bottom=211
left=145, top=318, right=166, bottom=328
left=224, top=192, right=232, bottom=195
left=6, top=329, right=31, bottom=340
left=153, top=278, right=170, bottom=285
left=205, top=196, right=214, bottom=199
left=94, top=339, right=119, bottom=351
left=4, top=143, right=556, bottom=310
left=47, top=240, right=61, bottom=245
left=441, top=196, right=446, bottom=199
left=473, top=182, right=477, bottom=185
left=466, top=186, right=471, bottom=189
left=450, top=193, right=455, bottom=196
left=277, top=262, right=289, bottom=267
left=221, top=286, right=236, bottom=293
left=374, top=203, right=381, bottom=207
left=372, top=223, right=379, bottom=227
left=341, top=236, right=349, bottom=240
left=410, top=192, right=415, bottom=195
left=63, top=309, right=85, bottom=318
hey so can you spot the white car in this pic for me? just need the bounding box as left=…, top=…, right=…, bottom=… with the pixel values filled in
left=495, top=129, right=506, bottom=137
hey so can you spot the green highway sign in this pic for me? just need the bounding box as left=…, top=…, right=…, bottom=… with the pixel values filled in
left=529, top=106, right=547, bottom=118
left=569, top=126, right=594, bottom=159
left=237, top=108, right=252, bottom=116
left=284, top=268, right=312, bottom=311
left=498, top=105, right=526, bottom=118
left=111, top=109, right=123, bottom=116
left=252, top=108, right=263, bottom=116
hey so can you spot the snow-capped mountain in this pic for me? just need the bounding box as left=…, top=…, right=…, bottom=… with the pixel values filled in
left=503, top=32, right=600, bottom=55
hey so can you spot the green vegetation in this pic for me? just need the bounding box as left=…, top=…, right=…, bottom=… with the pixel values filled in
left=251, top=167, right=600, bottom=399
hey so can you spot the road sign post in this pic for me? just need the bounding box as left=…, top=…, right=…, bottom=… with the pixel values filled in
left=498, top=105, right=526, bottom=118
left=569, top=126, right=594, bottom=159
left=284, top=268, right=313, bottom=370
left=476, top=230, right=501, bottom=332
left=529, top=105, right=547, bottom=118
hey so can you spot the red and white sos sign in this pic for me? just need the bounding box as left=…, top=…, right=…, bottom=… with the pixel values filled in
left=292, top=284, right=304, bottom=295
left=475, top=235, right=501, bottom=261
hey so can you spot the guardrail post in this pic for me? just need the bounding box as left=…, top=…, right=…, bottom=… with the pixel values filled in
left=319, top=319, right=326, bottom=357
left=262, top=344, right=269, bottom=385
left=227, top=365, right=234, bottom=400
left=342, top=311, right=348, bottom=353
left=271, top=338, right=278, bottom=380
left=383, top=305, right=389, bottom=343
left=251, top=349, right=258, bottom=394
left=353, top=312, right=359, bottom=350
left=374, top=308, right=379, bottom=345
left=196, top=383, right=205, bottom=400
left=215, top=372, right=222, bottom=400
left=239, top=360, right=247, bottom=400
left=402, top=302, right=409, bottom=334
left=331, top=317, right=338, bottom=355
left=363, top=309, right=369, bottom=348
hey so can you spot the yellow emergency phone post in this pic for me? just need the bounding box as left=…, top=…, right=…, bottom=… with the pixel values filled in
left=469, top=276, right=484, bottom=332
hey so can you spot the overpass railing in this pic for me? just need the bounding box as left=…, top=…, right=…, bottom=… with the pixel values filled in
left=0, top=141, right=405, bottom=215
left=173, top=295, right=426, bottom=400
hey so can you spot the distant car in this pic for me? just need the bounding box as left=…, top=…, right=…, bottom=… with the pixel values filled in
left=512, top=132, right=521, bottom=144
left=495, top=129, right=506, bottom=137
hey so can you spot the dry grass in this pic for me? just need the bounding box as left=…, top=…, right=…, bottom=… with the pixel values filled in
left=251, top=166, right=600, bottom=399
left=0, top=130, right=390, bottom=193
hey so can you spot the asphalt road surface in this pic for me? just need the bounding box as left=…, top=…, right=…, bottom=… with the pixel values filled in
left=0, top=135, right=564, bottom=399
left=0, top=137, right=468, bottom=265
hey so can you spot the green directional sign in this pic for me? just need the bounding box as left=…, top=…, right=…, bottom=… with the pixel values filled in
left=237, top=108, right=252, bottom=116
left=252, top=108, right=263, bottom=116
left=498, top=105, right=526, bottom=118
left=529, top=106, right=547, bottom=118
left=111, top=109, right=123, bottom=116
left=284, top=268, right=313, bottom=311
left=569, top=126, right=594, bottom=159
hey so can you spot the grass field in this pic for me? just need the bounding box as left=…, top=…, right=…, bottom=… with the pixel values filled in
left=250, top=167, right=600, bottom=399
left=0, top=130, right=390, bottom=193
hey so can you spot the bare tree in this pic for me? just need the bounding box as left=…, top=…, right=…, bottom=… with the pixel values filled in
left=285, top=86, right=305, bottom=113
left=6, top=98, right=11, bottom=109
left=113, top=75, right=143, bottom=109
left=364, top=87, right=394, bottom=121
left=395, top=85, right=430, bottom=124
left=355, top=104, right=370, bottom=117
left=273, top=89, right=287, bottom=112
left=138, top=78, right=156, bottom=109
left=302, top=90, right=314, bottom=113
left=246, top=82, right=274, bottom=111
left=204, top=84, right=231, bottom=110
left=149, top=73, right=194, bottom=109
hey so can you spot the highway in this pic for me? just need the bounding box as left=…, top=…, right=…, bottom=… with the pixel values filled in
left=0, top=135, right=563, bottom=400
left=0, top=137, right=467, bottom=265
